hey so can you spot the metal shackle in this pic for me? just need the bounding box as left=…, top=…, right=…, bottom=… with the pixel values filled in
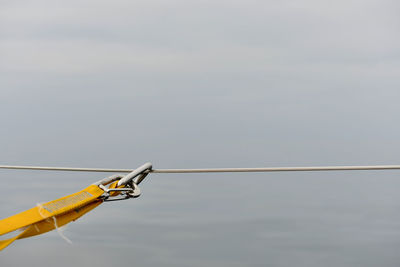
left=117, top=162, right=152, bottom=186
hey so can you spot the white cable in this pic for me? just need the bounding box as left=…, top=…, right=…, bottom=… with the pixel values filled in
left=2, top=165, right=400, bottom=173
left=0, top=165, right=132, bottom=173
left=151, top=165, right=400, bottom=173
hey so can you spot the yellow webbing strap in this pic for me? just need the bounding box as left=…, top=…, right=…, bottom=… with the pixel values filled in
left=0, top=200, right=103, bottom=251
left=0, top=226, right=33, bottom=251
left=0, top=184, right=104, bottom=237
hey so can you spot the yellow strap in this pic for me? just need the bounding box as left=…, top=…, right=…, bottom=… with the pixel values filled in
left=18, top=200, right=103, bottom=240
left=0, top=185, right=104, bottom=236
left=0, top=200, right=103, bottom=251
left=0, top=226, right=33, bottom=251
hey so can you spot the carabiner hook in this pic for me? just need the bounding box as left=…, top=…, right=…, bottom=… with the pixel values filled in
left=117, top=162, right=152, bottom=186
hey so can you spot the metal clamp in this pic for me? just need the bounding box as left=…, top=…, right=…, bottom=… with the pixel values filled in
left=100, top=182, right=141, bottom=202
left=95, top=163, right=152, bottom=202
left=117, top=162, right=152, bottom=186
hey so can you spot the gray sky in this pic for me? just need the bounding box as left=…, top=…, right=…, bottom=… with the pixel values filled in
left=1, top=0, right=400, bottom=266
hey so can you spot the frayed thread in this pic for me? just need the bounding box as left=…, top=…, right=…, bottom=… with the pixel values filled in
left=36, top=203, right=46, bottom=218
left=52, top=216, right=73, bottom=245
left=36, top=203, right=73, bottom=244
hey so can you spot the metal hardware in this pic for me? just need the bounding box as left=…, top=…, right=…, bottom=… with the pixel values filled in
left=96, top=163, right=151, bottom=202
left=117, top=162, right=152, bottom=186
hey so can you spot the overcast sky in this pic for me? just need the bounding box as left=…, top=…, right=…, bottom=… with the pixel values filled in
left=1, top=0, right=400, bottom=266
